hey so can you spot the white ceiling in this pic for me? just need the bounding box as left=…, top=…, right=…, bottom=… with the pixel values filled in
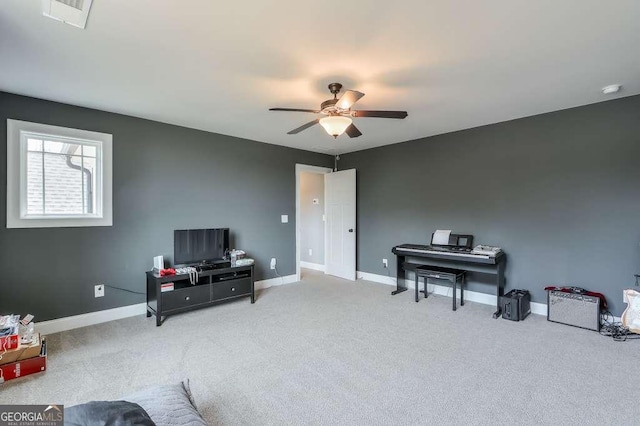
left=1, top=1, right=638, bottom=155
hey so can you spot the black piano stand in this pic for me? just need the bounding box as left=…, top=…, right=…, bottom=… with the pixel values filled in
left=392, top=253, right=506, bottom=319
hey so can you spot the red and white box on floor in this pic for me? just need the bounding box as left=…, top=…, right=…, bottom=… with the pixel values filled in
left=0, top=320, right=19, bottom=351
left=0, top=335, right=47, bottom=383
left=0, top=333, right=19, bottom=351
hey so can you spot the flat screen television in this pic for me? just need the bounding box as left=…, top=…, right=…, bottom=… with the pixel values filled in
left=174, top=228, right=229, bottom=265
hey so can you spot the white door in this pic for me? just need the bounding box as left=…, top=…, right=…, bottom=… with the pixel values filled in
left=325, top=169, right=356, bottom=280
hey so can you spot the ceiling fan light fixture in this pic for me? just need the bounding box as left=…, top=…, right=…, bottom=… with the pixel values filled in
left=269, top=82, right=407, bottom=138
left=319, top=116, right=352, bottom=138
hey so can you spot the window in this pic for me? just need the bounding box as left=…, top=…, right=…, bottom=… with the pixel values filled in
left=7, top=119, right=112, bottom=228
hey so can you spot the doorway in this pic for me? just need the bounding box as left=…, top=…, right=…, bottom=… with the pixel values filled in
left=295, top=164, right=332, bottom=281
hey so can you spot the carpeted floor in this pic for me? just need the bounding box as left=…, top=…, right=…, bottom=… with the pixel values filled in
left=2, top=270, right=639, bottom=425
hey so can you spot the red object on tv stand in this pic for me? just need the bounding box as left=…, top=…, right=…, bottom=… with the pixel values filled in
left=159, top=268, right=176, bottom=277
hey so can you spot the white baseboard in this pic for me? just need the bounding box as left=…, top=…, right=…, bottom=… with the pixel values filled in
left=357, top=271, right=396, bottom=286
left=300, top=261, right=325, bottom=272
left=36, top=303, right=147, bottom=335
left=35, top=274, right=299, bottom=335
left=255, top=274, right=298, bottom=290
left=357, top=271, right=548, bottom=316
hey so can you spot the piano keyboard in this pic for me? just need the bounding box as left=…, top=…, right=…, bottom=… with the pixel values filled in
left=395, top=246, right=491, bottom=259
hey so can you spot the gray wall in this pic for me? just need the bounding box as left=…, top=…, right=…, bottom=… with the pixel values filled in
left=0, top=91, right=332, bottom=321
left=300, top=172, right=325, bottom=265
left=340, top=95, right=640, bottom=316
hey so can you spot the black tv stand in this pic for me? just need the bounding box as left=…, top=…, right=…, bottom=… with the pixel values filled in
left=146, top=264, right=254, bottom=326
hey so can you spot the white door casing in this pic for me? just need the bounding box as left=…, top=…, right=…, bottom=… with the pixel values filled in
left=295, top=164, right=332, bottom=282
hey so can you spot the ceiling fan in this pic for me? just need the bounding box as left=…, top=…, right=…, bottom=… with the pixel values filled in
left=269, top=83, right=408, bottom=139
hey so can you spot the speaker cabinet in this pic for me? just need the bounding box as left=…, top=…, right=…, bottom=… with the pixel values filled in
left=501, top=289, right=531, bottom=321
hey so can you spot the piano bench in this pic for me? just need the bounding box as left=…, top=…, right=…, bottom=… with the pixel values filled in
left=414, top=265, right=466, bottom=311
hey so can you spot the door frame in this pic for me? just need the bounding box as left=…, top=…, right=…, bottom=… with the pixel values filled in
left=295, top=164, right=333, bottom=282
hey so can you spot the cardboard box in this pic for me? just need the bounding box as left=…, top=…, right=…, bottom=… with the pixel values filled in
left=0, top=337, right=47, bottom=383
left=0, top=334, right=42, bottom=366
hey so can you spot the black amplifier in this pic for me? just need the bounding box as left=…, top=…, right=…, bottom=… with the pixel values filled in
left=501, top=289, right=531, bottom=321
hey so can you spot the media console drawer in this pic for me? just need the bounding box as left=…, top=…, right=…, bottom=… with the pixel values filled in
left=212, top=277, right=251, bottom=301
left=162, top=285, right=210, bottom=311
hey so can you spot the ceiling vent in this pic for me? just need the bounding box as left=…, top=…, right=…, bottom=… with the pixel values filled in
left=42, top=0, right=94, bottom=29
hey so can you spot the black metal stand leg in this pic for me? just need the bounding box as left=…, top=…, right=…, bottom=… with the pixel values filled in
left=452, top=279, right=457, bottom=311
left=460, top=276, right=465, bottom=306
left=146, top=308, right=151, bottom=318
left=156, top=314, right=162, bottom=327
left=415, top=275, right=419, bottom=302
left=251, top=268, right=256, bottom=303
left=492, top=262, right=506, bottom=319
left=391, top=255, right=408, bottom=295
left=424, top=278, right=428, bottom=298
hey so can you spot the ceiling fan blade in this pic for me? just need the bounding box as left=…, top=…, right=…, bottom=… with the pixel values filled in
left=287, top=119, right=319, bottom=134
left=352, top=110, right=408, bottom=119
left=335, top=90, right=365, bottom=110
left=270, top=108, right=320, bottom=113
left=345, top=123, right=362, bottom=138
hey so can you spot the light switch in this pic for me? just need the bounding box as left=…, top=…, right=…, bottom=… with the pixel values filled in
left=281, top=215, right=288, bottom=223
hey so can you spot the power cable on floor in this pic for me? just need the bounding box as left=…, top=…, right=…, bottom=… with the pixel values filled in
left=600, top=310, right=639, bottom=342
left=104, top=284, right=146, bottom=297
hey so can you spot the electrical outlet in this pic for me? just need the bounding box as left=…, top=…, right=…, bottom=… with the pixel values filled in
left=308, top=248, right=313, bottom=256
left=270, top=258, right=277, bottom=270
left=383, top=258, right=388, bottom=268
left=94, top=284, right=104, bottom=298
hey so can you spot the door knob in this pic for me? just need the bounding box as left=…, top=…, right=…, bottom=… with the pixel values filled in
left=348, top=229, right=354, bottom=233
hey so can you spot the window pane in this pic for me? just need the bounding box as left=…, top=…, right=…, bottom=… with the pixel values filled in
left=44, top=153, right=83, bottom=214
left=67, top=155, right=82, bottom=168
left=27, top=139, right=43, bottom=151
left=82, top=157, right=96, bottom=214
left=83, top=145, right=97, bottom=157
left=67, top=143, right=82, bottom=156
left=26, top=151, right=44, bottom=215
left=43, top=140, right=64, bottom=153
left=44, top=140, right=81, bottom=155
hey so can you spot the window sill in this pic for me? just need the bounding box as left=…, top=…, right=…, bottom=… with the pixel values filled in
left=7, top=216, right=112, bottom=229
left=21, top=214, right=103, bottom=220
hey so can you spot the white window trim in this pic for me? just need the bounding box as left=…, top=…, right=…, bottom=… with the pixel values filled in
left=7, top=119, right=113, bottom=228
